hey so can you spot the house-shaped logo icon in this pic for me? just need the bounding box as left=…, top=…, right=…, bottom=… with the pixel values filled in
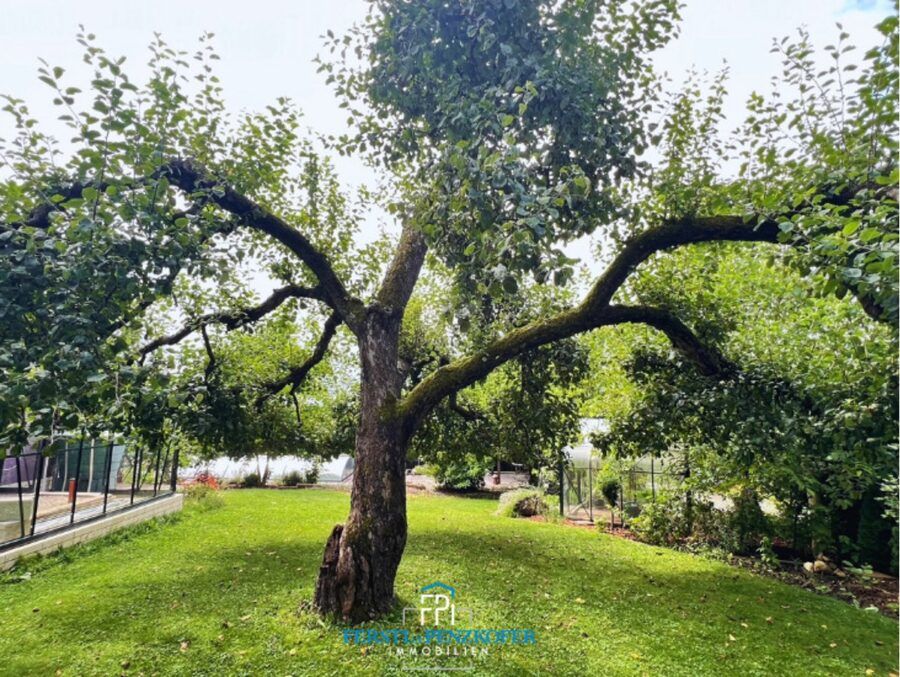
left=403, top=581, right=473, bottom=626
left=420, top=581, right=455, bottom=598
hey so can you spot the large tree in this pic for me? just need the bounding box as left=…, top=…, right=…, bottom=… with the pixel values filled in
left=1, top=3, right=895, bottom=621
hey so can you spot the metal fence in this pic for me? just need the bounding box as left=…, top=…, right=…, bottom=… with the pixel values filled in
left=561, top=454, right=684, bottom=525
left=0, top=437, right=178, bottom=549
left=615, top=456, right=684, bottom=525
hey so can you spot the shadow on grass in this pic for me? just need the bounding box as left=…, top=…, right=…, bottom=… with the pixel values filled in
left=5, top=495, right=896, bottom=676
left=1, top=512, right=185, bottom=583
left=432, top=490, right=500, bottom=501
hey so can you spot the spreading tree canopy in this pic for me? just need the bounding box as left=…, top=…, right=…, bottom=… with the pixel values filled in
left=0, top=2, right=895, bottom=620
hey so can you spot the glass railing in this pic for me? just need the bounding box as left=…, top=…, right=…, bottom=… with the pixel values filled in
left=0, top=438, right=178, bottom=548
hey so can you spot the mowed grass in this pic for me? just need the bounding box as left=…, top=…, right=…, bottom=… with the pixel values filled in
left=0, top=490, right=896, bottom=676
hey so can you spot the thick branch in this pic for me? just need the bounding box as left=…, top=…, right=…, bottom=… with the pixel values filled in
left=583, top=215, right=780, bottom=312
left=200, top=325, right=216, bottom=383
left=6, top=162, right=363, bottom=337
left=138, top=284, right=326, bottom=358
left=398, top=304, right=730, bottom=436
left=398, top=215, right=779, bottom=435
left=604, top=306, right=735, bottom=377
left=9, top=180, right=116, bottom=229
left=257, top=312, right=342, bottom=403
left=162, top=159, right=364, bottom=330
left=448, top=392, right=481, bottom=421
left=375, top=225, right=428, bottom=315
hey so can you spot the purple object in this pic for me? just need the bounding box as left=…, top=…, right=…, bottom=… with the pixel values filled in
left=0, top=447, right=39, bottom=487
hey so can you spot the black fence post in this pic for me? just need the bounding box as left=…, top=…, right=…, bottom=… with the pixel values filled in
left=130, top=445, right=141, bottom=506
left=15, top=455, right=25, bottom=538
left=29, top=449, right=45, bottom=537
left=102, top=440, right=115, bottom=514
left=70, top=435, right=85, bottom=525
left=152, top=445, right=163, bottom=497
left=170, top=445, right=180, bottom=493
left=557, top=450, right=564, bottom=517
left=156, top=444, right=171, bottom=495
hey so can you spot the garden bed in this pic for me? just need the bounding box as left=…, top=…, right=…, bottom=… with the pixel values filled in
left=593, top=521, right=899, bottom=619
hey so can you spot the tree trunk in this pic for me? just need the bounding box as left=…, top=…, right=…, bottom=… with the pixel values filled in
left=314, top=309, right=408, bottom=622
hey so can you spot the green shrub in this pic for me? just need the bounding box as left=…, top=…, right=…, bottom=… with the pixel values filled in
left=758, top=536, right=779, bottom=569
left=433, top=454, right=492, bottom=490
left=689, top=498, right=729, bottom=543
left=243, top=472, right=262, bottom=488
left=725, top=488, right=770, bottom=555
left=183, top=482, right=224, bottom=511
left=630, top=494, right=689, bottom=545
left=412, top=464, right=438, bottom=477
left=878, top=475, right=899, bottom=575
left=630, top=493, right=723, bottom=546
left=631, top=488, right=772, bottom=556
left=497, top=488, right=554, bottom=518
left=303, top=464, right=319, bottom=485
left=283, top=470, right=302, bottom=487
left=600, top=479, right=620, bottom=508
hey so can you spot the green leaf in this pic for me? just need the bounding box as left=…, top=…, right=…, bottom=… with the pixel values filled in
left=573, top=176, right=591, bottom=195
left=841, top=220, right=860, bottom=236
left=859, top=228, right=881, bottom=243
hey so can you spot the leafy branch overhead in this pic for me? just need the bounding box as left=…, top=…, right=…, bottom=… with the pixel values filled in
left=0, top=8, right=896, bottom=452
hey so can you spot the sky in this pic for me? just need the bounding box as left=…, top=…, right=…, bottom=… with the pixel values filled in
left=0, top=0, right=892, bottom=280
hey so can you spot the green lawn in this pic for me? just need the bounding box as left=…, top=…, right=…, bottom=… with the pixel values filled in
left=0, top=490, right=896, bottom=676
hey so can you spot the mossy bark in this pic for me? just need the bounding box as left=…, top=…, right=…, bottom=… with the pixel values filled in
left=314, top=309, right=408, bottom=622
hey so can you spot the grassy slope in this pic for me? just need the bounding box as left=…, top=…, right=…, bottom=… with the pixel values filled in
left=0, top=489, right=895, bottom=677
